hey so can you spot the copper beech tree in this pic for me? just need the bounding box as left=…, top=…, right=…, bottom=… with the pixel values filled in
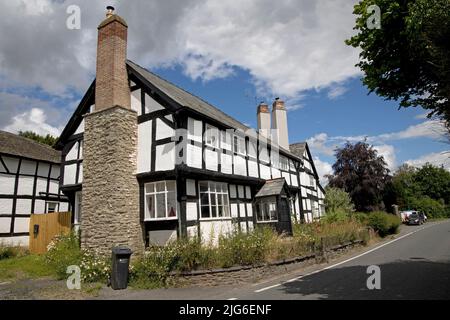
left=326, top=141, right=390, bottom=212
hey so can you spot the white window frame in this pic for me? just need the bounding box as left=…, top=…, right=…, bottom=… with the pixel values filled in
left=205, top=124, right=219, bottom=148
left=199, top=181, right=230, bottom=220
left=144, top=180, right=177, bottom=221
left=256, top=200, right=278, bottom=223
left=46, top=201, right=59, bottom=213
left=233, top=135, right=246, bottom=156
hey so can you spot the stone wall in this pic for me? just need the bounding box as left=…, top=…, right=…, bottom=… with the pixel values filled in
left=81, top=106, right=144, bottom=257
left=173, top=240, right=364, bottom=287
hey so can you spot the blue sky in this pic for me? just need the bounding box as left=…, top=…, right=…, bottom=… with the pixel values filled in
left=0, top=0, right=448, bottom=182
left=151, top=64, right=449, bottom=179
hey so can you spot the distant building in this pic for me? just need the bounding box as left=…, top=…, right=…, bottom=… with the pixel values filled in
left=0, top=131, right=69, bottom=246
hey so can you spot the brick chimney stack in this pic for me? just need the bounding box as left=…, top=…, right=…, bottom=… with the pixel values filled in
left=271, top=98, right=289, bottom=150
left=95, top=6, right=130, bottom=111
left=257, top=102, right=271, bottom=138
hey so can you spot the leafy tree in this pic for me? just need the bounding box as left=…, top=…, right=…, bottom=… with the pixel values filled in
left=327, top=141, right=390, bottom=212
left=384, top=163, right=450, bottom=216
left=18, top=131, right=58, bottom=147
left=383, top=164, right=419, bottom=210
left=413, top=164, right=450, bottom=204
left=346, top=0, right=450, bottom=135
left=324, top=187, right=355, bottom=214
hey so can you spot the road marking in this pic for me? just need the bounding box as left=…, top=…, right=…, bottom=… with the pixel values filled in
left=0, top=281, right=11, bottom=286
left=253, top=223, right=439, bottom=294
left=227, top=297, right=238, bottom=300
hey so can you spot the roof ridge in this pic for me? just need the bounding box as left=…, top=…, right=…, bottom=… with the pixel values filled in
left=126, top=59, right=250, bottom=130
left=0, top=130, right=57, bottom=151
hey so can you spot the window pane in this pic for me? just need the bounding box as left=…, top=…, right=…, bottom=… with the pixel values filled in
left=201, top=206, right=210, bottom=218
left=264, top=203, right=270, bottom=221
left=211, top=205, right=217, bottom=218
left=223, top=194, right=229, bottom=206
left=145, top=183, right=154, bottom=194
left=222, top=205, right=228, bottom=217
left=166, top=181, right=175, bottom=192
left=211, top=193, right=216, bottom=207
left=200, top=193, right=209, bottom=206
left=167, top=191, right=177, bottom=218
left=218, top=205, right=223, bottom=217
left=146, top=194, right=155, bottom=219
left=199, top=182, right=208, bottom=193
left=256, top=204, right=262, bottom=221
left=269, top=203, right=277, bottom=221
left=217, top=194, right=223, bottom=206
left=156, top=193, right=166, bottom=218
left=156, top=182, right=165, bottom=192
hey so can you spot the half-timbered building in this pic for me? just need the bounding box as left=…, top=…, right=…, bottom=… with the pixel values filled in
left=0, top=131, right=69, bottom=245
left=54, top=7, right=325, bottom=254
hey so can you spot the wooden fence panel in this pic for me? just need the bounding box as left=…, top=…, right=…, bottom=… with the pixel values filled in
left=28, top=212, right=72, bottom=254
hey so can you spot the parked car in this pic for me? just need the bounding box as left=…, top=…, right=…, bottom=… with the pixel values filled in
left=400, top=210, right=416, bottom=223
left=418, top=212, right=427, bottom=223
left=407, top=212, right=424, bottom=225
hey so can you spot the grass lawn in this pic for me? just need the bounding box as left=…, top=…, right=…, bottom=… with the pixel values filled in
left=0, top=254, right=56, bottom=282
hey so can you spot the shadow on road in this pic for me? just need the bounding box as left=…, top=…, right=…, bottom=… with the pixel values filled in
left=279, top=259, right=450, bottom=300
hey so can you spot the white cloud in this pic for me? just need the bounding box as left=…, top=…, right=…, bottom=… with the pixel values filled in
left=176, top=0, right=360, bottom=98
left=327, top=85, right=348, bottom=100
left=375, top=120, right=447, bottom=141
left=313, top=156, right=333, bottom=185
left=0, top=0, right=361, bottom=99
left=414, top=112, right=429, bottom=120
left=406, top=152, right=450, bottom=170
left=307, top=133, right=335, bottom=156
left=309, top=120, right=448, bottom=159
left=3, top=108, right=62, bottom=137
left=373, top=144, right=396, bottom=171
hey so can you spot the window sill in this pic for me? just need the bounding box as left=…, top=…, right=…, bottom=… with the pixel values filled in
left=256, top=220, right=278, bottom=223
left=144, top=217, right=178, bottom=222
left=199, top=217, right=232, bottom=222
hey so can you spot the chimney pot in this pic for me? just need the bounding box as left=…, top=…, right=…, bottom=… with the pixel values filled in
left=106, top=6, right=115, bottom=18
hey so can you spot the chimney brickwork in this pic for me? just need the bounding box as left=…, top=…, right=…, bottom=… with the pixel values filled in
left=95, top=13, right=130, bottom=111
left=81, top=8, right=144, bottom=257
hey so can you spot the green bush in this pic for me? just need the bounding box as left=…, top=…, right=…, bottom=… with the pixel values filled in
left=366, top=211, right=401, bottom=237
left=324, top=187, right=355, bottom=214
left=45, top=232, right=109, bottom=283
left=79, top=251, right=110, bottom=283
left=408, top=196, right=446, bottom=218
left=217, top=226, right=276, bottom=267
left=0, top=243, right=28, bottom=260
left=322, top=211, right=351, bottom=223
left=45, top=233, right=81, bottom=279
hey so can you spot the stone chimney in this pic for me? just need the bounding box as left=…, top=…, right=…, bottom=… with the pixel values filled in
left=95, top=6, right=130, bottom=111
left=271, top=98, right=289, bottom=150
left=257, top=102, right=271, bottom=138
left=81, top=7, right=144, bottom=257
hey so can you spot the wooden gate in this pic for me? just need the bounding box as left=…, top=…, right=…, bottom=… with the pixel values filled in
left=28, top=212, right=72, bottom=254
